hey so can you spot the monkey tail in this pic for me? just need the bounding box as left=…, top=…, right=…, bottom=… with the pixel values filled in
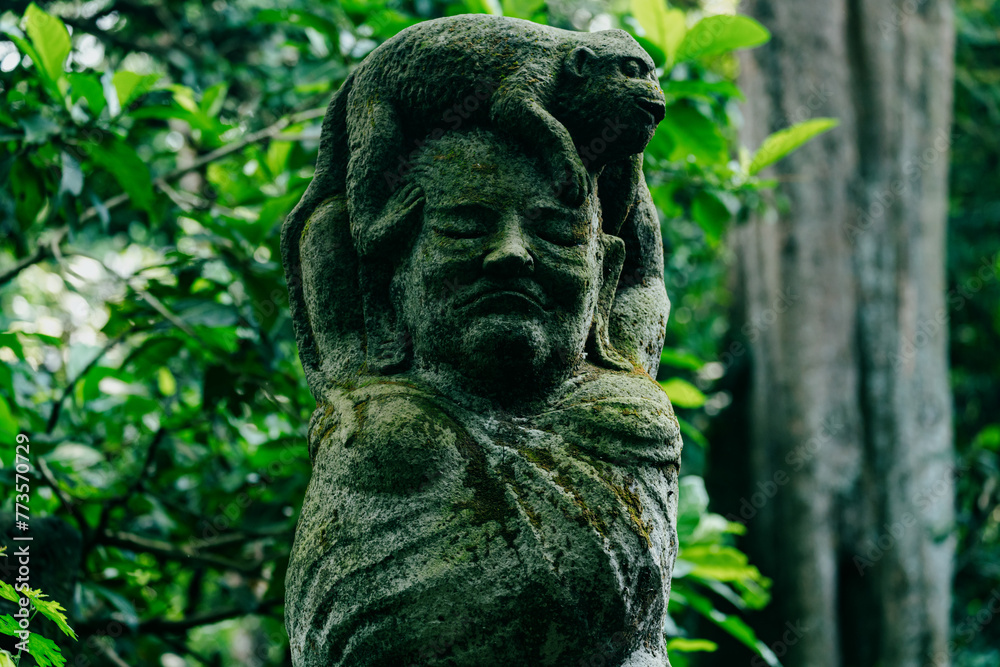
left=281, top=73, right=356, bottom=400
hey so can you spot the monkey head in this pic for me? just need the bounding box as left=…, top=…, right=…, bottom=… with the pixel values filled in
left=558, top=29, right=665, bottom=168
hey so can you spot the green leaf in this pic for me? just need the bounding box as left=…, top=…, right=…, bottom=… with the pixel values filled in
left=255, top=9, right=342, bottom=49
left=157, top=367, right=177, bottom=396
left=971, top=424, right=1000, bottom=451
left=501, top=0, right=544, bottom=19
left=0, top=395, right=16, bottom=444
left=60, top=151, right=83, bottom=197
left=0, top=25, right=58, bottom=100
left=692, top=189, right=732, bottom=243
left=660, top=348, right=707, bottom=370
left=84, top=136, right=157, bottom=220
left=748, top=118, right=840, bottom=175
left=667, top=638, right=718, bottom=653
left=68, top=73, right=107, bottom=117
left=112, top=71, right=161, bottom=110
left=0, top=649, right=14, bottom=667
left=0, top=581, right=18, bottom=604
left=25, top=631, right=66, bottom=667
left=682, top=544, right=759, bottom=582
left=678, top=417, right=709, bottom=449
left=10, top=158, right=44, bottom=230
left=659, top=378, right=707, bottom=408
left=663, top=79, right=744, bottom=102
left=265, top=139, right=293, bottom=178
left=19, top=114, right=60, bottom=144
left=675, top=14, right=770, bottom=63
left=677, top=476, right=710, bottom=529
left=630, top=0, right=686, bottom=63
left=0, top=333, right=25, bottom=360
left=0, top=618, right=67, bottom=667
left=24, top=3, right=71, bottom=84
left=48, top=443, right=103, bottom=471
left=200, top=82, right=228, bottom=118
left=648, top=181, right=683, bottom=218
left=660, top=103, right=728, bottom=165
left=463, top=0, right=502, bottom=16
left=674, top=588, right=777, bottom=662
left=21, top=588, right=77, bottom=640
left=632, top=35, right=666, bottom=67
left=361, top=9, right=420, bottom=40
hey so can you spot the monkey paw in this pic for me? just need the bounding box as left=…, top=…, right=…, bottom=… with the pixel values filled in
left=354, top=182, right=424, bottom=256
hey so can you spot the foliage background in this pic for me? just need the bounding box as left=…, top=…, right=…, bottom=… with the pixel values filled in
left=0, top=0, right=994, bottom=665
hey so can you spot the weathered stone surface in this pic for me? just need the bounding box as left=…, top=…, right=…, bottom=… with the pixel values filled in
left=282, top=14, right=680, bottom=666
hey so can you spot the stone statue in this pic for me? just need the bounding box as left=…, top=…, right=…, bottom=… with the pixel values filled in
left=281, top=14, right=682, bottom=667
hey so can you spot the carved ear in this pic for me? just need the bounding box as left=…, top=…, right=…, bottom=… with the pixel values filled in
left=587, top=233, right=633, bottom=372
left=565, top=46, right=596, bottom=79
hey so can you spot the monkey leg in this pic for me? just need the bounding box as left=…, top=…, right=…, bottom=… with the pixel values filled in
left=490, top=85, right=589, bottom=207
left=598, top=155, right=644, bottom=236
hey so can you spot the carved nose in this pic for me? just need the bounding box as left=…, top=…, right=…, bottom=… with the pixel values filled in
left=483, top=221, right=533, bottom=276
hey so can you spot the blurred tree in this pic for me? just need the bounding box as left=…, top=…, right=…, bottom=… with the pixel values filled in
left=715, top=1, right=957, bottom=666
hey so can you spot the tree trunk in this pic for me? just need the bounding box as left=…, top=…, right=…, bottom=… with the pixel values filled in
left=721, top=1, right=956, bottom=665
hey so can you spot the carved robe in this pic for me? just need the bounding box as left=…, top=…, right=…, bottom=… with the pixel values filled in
left=286, top=367, right=680, bottom=666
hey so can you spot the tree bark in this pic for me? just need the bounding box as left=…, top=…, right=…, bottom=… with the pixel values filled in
left=720, top=1, right=956, bottom=665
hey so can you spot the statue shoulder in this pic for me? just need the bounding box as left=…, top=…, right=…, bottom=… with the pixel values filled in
left=536, top=366, right=682, bottom=466
left=308, top=379, right=468, bottom=494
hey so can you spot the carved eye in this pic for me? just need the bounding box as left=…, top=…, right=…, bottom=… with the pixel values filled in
left=430, top=204, right=492, bottom=240
left=526, top=207, right=588, bottom=248
left=621, top=58, right=644, bottom=78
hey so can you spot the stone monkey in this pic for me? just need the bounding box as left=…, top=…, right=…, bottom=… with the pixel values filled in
left=343, top=14, right=664, bottom=236
left=281, top=14, right=667, bottom=398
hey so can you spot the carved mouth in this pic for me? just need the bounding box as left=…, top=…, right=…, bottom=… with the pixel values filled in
left=457, top=282, right=550, bottom=313
left=638, top=98, right=666, bottom=125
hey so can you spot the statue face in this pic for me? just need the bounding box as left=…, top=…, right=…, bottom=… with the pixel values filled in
left=392, top=132, right=604, bottom=400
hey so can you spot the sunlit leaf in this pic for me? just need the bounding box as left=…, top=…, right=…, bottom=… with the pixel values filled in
left=0, top=581, right=18, bottom=605
left=112, top=71, right=161, bottom=110
left=21, top=587, right=77, bottom=640
left=660, top=348, right=706, bottom=370
left=659, top=378, right=707, bottom=408
left=748, top=118, right=840, bottom=175
left=26, top=631, right=67, bottom=667
left=157, top=367, right=177, bottom=396
left=675, top=14, right=770, bottom=62
left=667, top=637, right=718, bottom=652
left=24, top=3, right=70, bottom=84
left=681, top=544, right=759, bottom=582
left=630, top=0, right=686, bottom=63
left=0, top=617, right=68, bottom=667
